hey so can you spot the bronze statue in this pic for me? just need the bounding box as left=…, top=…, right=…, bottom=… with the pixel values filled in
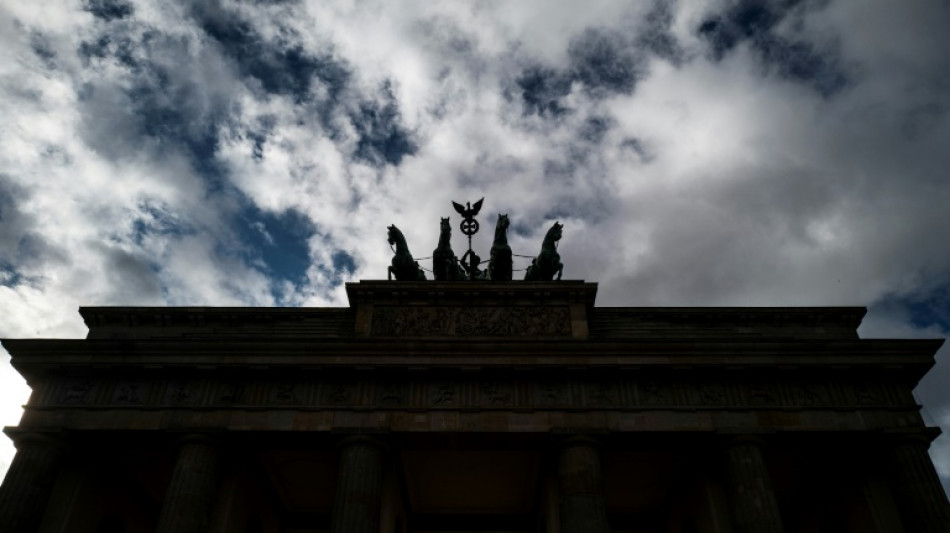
left=387, top=225, right=426, bottom=281
left=432, top=217, right=465, bottom=281
left=487, top=214, right=512, bottom=281
left=524, top=222, right=563, bottom=281
left=460, top=249, right=483, bottom=280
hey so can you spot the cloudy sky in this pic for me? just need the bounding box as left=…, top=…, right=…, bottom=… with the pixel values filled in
left=2, top=0, right=949, bottom=493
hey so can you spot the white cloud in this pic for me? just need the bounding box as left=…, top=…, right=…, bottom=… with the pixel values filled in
left=1, top=0, right=949, bottom=499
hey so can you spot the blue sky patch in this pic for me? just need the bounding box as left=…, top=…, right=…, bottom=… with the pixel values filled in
left=880, top=287, right=950, bottom=332
left=232, top=204, right=315, bottom=288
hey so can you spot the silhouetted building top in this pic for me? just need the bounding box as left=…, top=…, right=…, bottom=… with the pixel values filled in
left=1, top=281, right=948, bottom=532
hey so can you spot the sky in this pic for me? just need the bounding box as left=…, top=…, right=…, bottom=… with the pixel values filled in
left=1, top=0, right=949, bottom=496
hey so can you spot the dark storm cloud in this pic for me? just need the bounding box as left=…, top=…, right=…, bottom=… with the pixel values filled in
left=194, top=2, right=348, bottom=103
left=130, top=201, right=197, bottom=245
left=76, top=26, right=228, bottom=180
left=698, top=0, right=848, bottom=96
left=99, top=245, right=163, bottom=302
left=513, top=15, right=681, bottom=119
left=568, top=28, right=641, bottom=96
left=637, top=1, right=683, bottom=64
left=513, top=26, right=644, bottom=118
left=83, top=0, right=134, bottom=22
left=351, top=82, right=418, bottom=167
left=515, top=66, right=571, bottom=117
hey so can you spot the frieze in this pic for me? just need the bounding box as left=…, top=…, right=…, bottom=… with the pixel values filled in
left=165, top=380, right=198, bottom=405
left=36, top=376, right=917, bottom=412
left=113, top=381, right=146, bottom=405
left=60, top=379, right=95, bottom=404
left=370, top=306, right=571, bottom=337
left=480, top=381, right=514, bottom=407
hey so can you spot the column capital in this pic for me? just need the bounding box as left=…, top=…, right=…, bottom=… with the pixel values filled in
left=885, top=430, right=940, bottom=448
left=172, top=433, right=219, bottom=448
left=557, top=435, right=602, bottom=450
left=336, top=434, right=389, bottom=451
left=6, top=431, right=69, bottom=457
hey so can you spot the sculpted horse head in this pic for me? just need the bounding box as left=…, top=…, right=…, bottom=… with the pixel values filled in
left=495, top=214, right=510, bottom=239
left=542, top=221, right=563, bottom=249
left=439, top=217, right=451, bottom=243
left=488, top=214, right=513, bottom=281
left=387, top=224, right=405, bottom=250
left=524, top=221, right=564, bottom=281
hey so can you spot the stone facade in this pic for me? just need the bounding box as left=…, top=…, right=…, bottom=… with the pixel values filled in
left=1, top=281, right=948, bottom=532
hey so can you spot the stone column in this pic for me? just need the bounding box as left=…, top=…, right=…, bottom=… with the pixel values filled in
left=887, top=435, right=950, bottom=533
left=722, top=436, right=784, bottom=533
left=0, top=433, right=67, bottom=533
left=331, top=436, right=386, bottom=533
left=557, top=436, right=610, bottom=533
left=156, top=434, right=220, bottom=533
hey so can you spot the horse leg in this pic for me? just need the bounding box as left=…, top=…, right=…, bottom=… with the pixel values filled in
left=388, top=266, right=394, bottom=281
left=556, top=263, right=563, bottom=281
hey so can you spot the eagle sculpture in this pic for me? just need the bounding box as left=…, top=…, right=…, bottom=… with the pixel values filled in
left=452, top=197, right=484, bottom=220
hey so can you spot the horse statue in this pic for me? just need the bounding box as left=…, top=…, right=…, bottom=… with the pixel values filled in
left=524, top=221, right=563, bottom=281
left=432, top=217, right=465, bottom=281
left=387, top=225, right=426, bottom=281
left=487, top=214, right=512, bottom=281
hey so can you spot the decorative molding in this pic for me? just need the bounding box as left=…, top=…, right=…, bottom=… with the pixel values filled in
left=370, top=306, right=572, bottom=337
left=35, top=376, right=918, bottom=412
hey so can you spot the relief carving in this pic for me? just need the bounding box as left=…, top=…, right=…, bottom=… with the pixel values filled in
left=371, top=306, right=571, bottom=337
left=536, top=381, right=568, bottom=405
left=166, top=381, right=193, bottom=404
left=589, top=382, right=615, bottom=405
left=375, top=383, right=406, bottom=406
left=480, top=381, right=512, bottom=406
left=327, top=384, right=352, bottom=405
left=61, top=380, right=94, bottom=404
left=114, top=382, right=143, bottom=404
left=697, top=382, right=724, bottom=405
left=795, top=382, right=830, bottom=406
left=431, top=383, right=457, bottom=406
left=218, top=383, right=245, bottom=403
left=748, top=384, right=777, bottom=406
left=272, top=382, right=297, bottom=403
left=643, top=381, right=667, bottom=405
left=853, top=382, right=881, bottom=405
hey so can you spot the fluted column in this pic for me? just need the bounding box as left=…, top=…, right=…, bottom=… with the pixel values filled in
left=0, top=433, right=67, bottom=533
left=331, top=435, right=386, bottom=533
left=888, top=435, right=950, bottom=533
left=722, top=436, right=784, bottom=533
left=557, top=436, right=609, bottom=533
left=156, top=434, right=220, bottom=533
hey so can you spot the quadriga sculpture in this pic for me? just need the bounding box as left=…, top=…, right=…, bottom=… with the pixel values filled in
left=432, top=217, right=465, bottom=281
left=387, top=225, right=426, bottom=281
left=487, top=214, right=512, bottom=281
left=524, top=221, right=563, bottom=281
